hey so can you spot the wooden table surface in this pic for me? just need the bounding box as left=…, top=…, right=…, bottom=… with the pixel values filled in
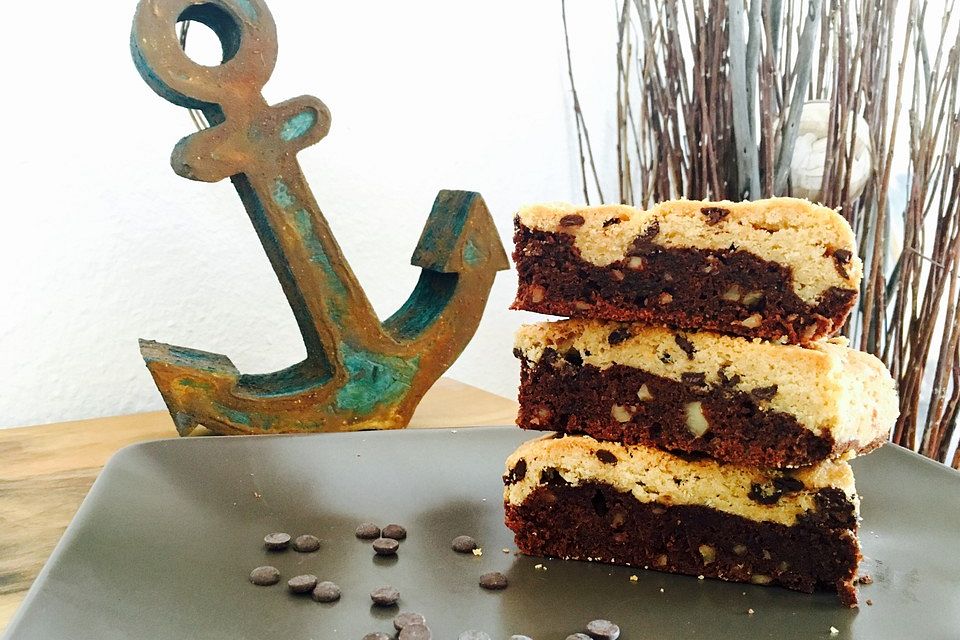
left=0, top=378, right=517, bottom=632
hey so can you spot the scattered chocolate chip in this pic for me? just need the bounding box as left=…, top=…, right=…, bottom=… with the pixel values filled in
left=452, top=535, right=478, bottom=553
left=504, top=459, right=527, bottom=484
left=479, top=572, right=508, bottom=590
left=311, top=580, right=341, bottom=602
left=287, top=574, right=318, bottom=594
left=566, top=635, right=592, bottom=640
left=602, top=217, right=621, bottom=227
left=362, top=634, right=391, bottom=640
left=292, top=534, right=320, bottom=552
left=249, top=566, right=280, bottom=586
left=559, top=213, right=586, bottom=227
left=773, top=475, right=805, bottom=493
left=680, top=372, right=707, bottom=387
left=701, top=206, right=730, bottom=225
left=866, top=598, right=874, bottom=605
left=718, top=366, right=742, bottom=387
left=263, top=532, right=291, bottom=551
left=626, top=221, right=661, bottom=256
left=382, top=524, right=407, bottom=540
left=394, top=611, right=428, bottom=630
left=674, top=333, right=696, bottom=358
left=370, top=585, right=400, bottom=606
left=356, top=522, right=381, bottom=539
left=832, top=249, right=853, bottom=279
left=750, top=385, right=779, bottom=401
left=858, top=574, right=874, bottom=585
left=399, top=624, right=433, bottom=640
left=540, top=467, right=561, bottom=484
left=563, top=349, right=584, bottom=367
left=595, top=450, right=618, bottom=464
left=608, top=327, right=632, bottom=345
left=373, top=537, right=400, bottom=556
left=749, top=482, right=782, bottom=505
left=586, top=619, right=621, bottom=640
left=458, top=632, right=493, bottom=640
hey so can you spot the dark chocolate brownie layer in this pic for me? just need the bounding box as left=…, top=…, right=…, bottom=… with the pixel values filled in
left=516, top=351, right=865, bottom=468
left=504, top=479, right=860, bottom=606
left=511, top=222, right=857, bottom=344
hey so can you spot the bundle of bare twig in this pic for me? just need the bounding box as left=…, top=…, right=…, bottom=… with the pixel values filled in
left=562, top=0, right=960, bottom=466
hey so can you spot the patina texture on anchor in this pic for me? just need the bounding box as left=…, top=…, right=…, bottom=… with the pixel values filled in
left=130, top=0, right=508, bottom=435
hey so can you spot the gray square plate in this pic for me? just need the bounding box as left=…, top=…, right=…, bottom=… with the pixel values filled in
left=5, top=427, right=960, bottom=639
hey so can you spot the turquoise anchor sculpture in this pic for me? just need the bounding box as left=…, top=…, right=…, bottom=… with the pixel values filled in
left=131, top=0, right=508, bottom=435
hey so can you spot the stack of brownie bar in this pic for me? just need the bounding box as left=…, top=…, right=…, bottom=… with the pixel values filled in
left=502, top=197, right=899, bottom=606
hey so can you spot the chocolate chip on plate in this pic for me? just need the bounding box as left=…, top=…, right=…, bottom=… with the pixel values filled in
left=361, top=634, right=391, bottom=640
left=509, top=636, right=534, bottom=640
left=249, top=566, right=280, bottom=586
left=287, top=574, right=318, bottom=594
left=394, top=611, right=427, bottom=630
left=399, top=624, right=432, bottom=640
left=479, top=572, right=508, bottom=590
left=452, top=535, right=478, bottom=553
left=311, top=580, right=341, bottom=602
left=356, top=522, right=381, bottom=539
left=370, top=585, right=400, bottom=606
left=292, top=534, right=320, bottom=552
left=373, top=537, right=400, bottom=556
left=458, top=632, right=493, bottom=640
left=566, top=635, right=592, bottom=640
left=382, top=524, right=407, bottom=540
left=586, top=619, right=621, bottom=640
left=263, top=532, right=291, bottom=551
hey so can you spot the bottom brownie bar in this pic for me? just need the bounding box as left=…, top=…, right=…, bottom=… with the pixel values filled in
left=503, top=435, right=861, bottom=606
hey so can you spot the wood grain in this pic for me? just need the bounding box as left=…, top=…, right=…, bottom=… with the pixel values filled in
left=0, top=378, right=517, bottom=631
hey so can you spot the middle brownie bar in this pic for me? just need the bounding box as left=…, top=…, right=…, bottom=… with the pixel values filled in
left=514, top=319, right=898, bottom=468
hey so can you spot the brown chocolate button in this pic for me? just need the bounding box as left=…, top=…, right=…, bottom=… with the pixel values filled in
left=382, top=524, right=407, bottom=540
left=373, top=537, right=400, bottom=556
left=287, top=574, right=318, bottom=594
left=248, top=566, right=280, bottom=586
left=398, top=624, right=432, bottom=640
left=263, top=532, right=291, bottom=551
left=355, top=522, right=381, bottom=539
left=292, top=534, right=320, bottom=552
left=361, top=634, right=391, bottom=640
left=311, top=581, right=341, bottom=602
left=394, top=611, right=427, bottom=630
left=451, top=535, right=478, bottom=553
left=370, top=585, right=400, bottom=606
left=586, top=619, right=621, bottom=640
left=479, top=572, right=508, bottom=590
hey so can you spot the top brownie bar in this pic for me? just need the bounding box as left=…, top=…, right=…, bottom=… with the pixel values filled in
left=511, top=197, right=861, bottom=344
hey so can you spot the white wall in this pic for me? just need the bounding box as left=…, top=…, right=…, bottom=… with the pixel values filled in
left=0, top=0, right=619, bottom=427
